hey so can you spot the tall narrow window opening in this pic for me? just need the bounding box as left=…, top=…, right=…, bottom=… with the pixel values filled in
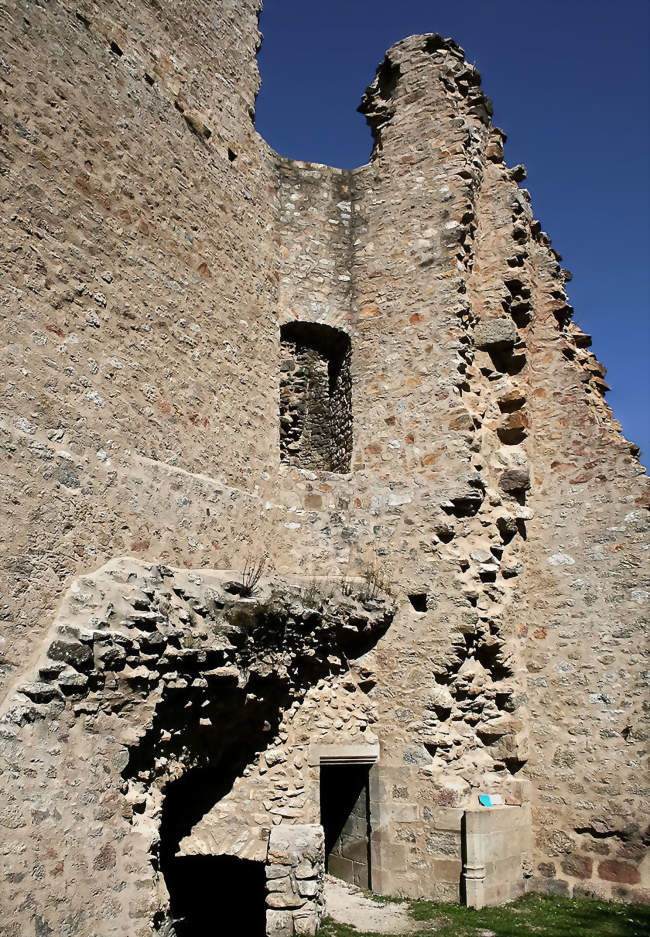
left=280, top=322, right=352, bottom=473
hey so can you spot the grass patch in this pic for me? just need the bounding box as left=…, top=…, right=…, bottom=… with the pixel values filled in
left=317, top=892, right=650, bottom=937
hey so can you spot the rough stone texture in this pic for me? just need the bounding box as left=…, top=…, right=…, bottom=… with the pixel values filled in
left=279, top=323, right=353, bottom=473
left=1, top=1, right=649, bottom=933
left=266, top=825, right=325, bottom=935
left=0, top=559, right=391, bottom=935
left=474, top=318, right=518, bottom=350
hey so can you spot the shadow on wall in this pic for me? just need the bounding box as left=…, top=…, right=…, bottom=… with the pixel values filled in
left=109, top=578, right=395, bottom=934
left=150, top=684, right=290, bottom=934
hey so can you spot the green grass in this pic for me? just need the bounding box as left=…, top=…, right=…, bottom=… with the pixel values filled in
left=317, top=892, right=650, bottom=937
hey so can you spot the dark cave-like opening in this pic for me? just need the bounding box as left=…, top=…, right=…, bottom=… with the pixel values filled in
left=408, top=593, right=428, bottom=613
left=153, top=682, right=290, bottom=933
left=116, top=588, right=394, bottom=934
left=166, top=855, right=267, bottom=937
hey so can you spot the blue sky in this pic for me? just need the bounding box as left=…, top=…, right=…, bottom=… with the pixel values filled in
left=255, top=0, right=650, bottom=464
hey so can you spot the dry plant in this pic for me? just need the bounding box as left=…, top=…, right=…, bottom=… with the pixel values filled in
left=339, top=554, right=357, bottom=597
left=300, top=574, right=335, bottom=607
left=300, top=577, right=321, bottom=608
left=239, top=554, right=267, bottom=597
left=360, top=562, right=392, bottom=602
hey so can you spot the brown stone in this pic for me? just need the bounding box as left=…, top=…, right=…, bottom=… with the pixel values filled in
left=499, top=468, right=531, bottom=493
left=597, top=860, right=641, bottom=885
left=93, top=844, right=116, bottom=872
left=561, top=855, right=593, bottom=880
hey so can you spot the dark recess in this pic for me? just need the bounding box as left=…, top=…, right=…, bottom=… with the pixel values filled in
left=280, top=321, right=353, bottom=473
left=408, top=593, right=428, bottom=613
left=320, top=764, right=371, bottom=888
left=167, top=854, right=266, bottom=936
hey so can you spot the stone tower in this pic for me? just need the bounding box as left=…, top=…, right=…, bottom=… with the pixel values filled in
left=0, top=1, right=647, bottom=934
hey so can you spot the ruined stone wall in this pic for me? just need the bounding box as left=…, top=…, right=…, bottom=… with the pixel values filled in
left=515, top=229, right=649, bottom=897
left=0, top=558, right=391, bottom=935
left=0, top=0, right=283, bottom=703
left=1, top=2, right=648, bottom=933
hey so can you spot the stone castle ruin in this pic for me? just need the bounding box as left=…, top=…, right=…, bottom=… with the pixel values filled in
left=0, top=2, right=648, bottom=935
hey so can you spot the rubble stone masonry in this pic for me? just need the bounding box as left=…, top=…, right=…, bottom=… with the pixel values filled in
left=0, top=1, right=648, bottom=934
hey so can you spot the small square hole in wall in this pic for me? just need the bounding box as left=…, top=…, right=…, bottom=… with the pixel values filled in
left=408, top=593, right=428, bottom=613
left=227, top=148, right=237, bottom=161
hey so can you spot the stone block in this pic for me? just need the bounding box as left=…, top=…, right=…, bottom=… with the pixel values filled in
left=428, top=879, right=460, bottom=902
left=295, top=859, right=317, bottom=880
left=268, top=825, right=324, bottom=867
left=18, top=683, right=61, bottom=703
left=369, top=840, right=408, bottom=873
left=47, top=638, right=93, bottom=670
left=385, top=802, right=419, bottom=823
left=425, top=830, right=461, bottom=857
left=340, top=838, right=370, bottom=864
left=597, top=859, right=641, bottom=885
left=267, top=877, right=290, bottom=893
left=561, top=854, right=593, bottom=880
left=465, top=805, right=527, bottom=837
left=474, top=318, right=517, bottom=350
left=431, top=807, right=464, bottom=831
left=293, top=912, right=320, bottom=936
left=266, top=909, right=294, bottom=936
left=308, top=742, right=379, bottom=767
left=613, top=885, right=650, bottom=904
left=527, top=877, right=570, bottom=896
left=499, top=468, right=531, bottom=494
left=266, top=890, right=305, bottom=910
left=297, top=879, right=320, bottom=898
left=327, top=854, right=354, bottom=882
left=431, top=858, right=462, bottom=882
left=483, top=878, right=525, bottom=906
left=573, top=882, right=610, bottom=900
left=484, top=854, right=523, bottom=881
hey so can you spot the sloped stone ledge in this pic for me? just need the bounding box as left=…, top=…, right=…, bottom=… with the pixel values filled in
left=1, top=558, right=395, bottom=736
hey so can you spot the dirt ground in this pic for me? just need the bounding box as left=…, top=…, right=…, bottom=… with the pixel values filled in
left=323, top=876, right=426, bottom=934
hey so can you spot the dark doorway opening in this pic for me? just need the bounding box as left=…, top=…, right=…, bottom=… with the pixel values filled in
left=166, top=855, right=266, bottom=936
left=320, top=764, right=371, bottom=888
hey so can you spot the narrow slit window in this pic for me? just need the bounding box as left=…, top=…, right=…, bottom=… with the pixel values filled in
left=280, top=322, right=352, bottom=473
